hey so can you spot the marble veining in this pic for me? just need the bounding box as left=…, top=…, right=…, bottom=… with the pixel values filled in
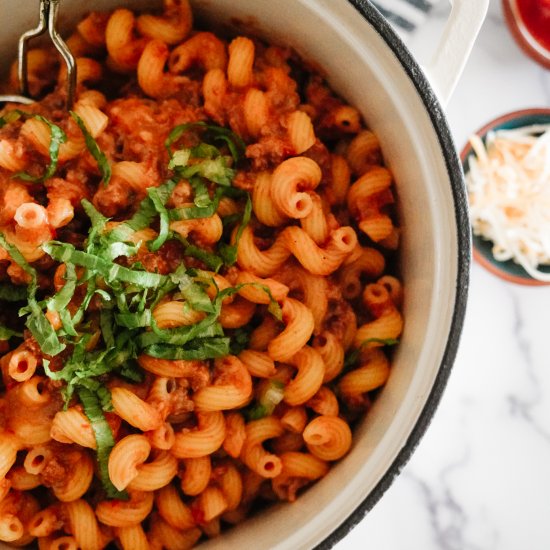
left=506, top=293, right=550, bottom=443
left=336, top=1, right=550, bottom=548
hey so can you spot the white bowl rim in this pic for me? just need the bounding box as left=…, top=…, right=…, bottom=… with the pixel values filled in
left=317, top=2, right=471, bottom=547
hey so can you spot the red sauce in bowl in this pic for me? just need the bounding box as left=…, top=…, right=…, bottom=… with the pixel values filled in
left=516, top=0, right=550, bottom=51
left=503, top=0, right=550, bottom=69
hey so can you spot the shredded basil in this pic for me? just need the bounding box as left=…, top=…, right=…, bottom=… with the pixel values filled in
left=246, top=379, right=285, bottom=420
left=70, top=111, right=111, bottom=187
left=0, top=233, right=65, bottom=356
left=171, top=151, right=235, bottom=187
left=164, top=121, right=252, bottom=269
left=78, top=387, right=127, bottom=499
left=0, top=109, right=24, bottom=128
left=43, top=241, right=168, bottom=288
left=0, top=119, right=267, bottom=498
left=229, top=327, right=250, bottom=355
left=0, top=326, right=22, bottom=340
left=218, top=194, right=252, bottom=266
left=14, top=115, right=67, bottom=183
left=46, top=263, right=78, bottom=313
left=143, top=336, right=231, bottom=360
left=165, top=121, right=245, bottom=165
left=146, top=186, right=172, bottom=252
left=0, top=283, right=27, bottom=302
left=181, top=242, right=224, bottom=272
left=169, top=267, right=214, bottom=313
left=0, top=111, right=68, bottom=183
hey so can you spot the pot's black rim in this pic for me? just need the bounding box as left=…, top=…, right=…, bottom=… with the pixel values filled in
left=316, top=1, right=471, bottom=549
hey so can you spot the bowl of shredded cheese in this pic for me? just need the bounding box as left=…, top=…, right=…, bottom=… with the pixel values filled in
left=462, top=108, right=550, bottom=285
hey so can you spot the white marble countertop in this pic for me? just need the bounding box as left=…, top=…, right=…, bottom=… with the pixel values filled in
left=337, top=1, right=550, bottom=549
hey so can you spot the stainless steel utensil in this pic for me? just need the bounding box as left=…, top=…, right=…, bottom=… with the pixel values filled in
left=0, top=0, right=76, bottom=108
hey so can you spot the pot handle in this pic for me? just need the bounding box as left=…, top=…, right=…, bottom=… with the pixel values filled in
left=424, top=0, right=489, bottom=106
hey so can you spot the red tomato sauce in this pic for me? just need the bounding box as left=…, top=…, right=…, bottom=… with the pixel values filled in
left=516, top=0, right=550, bottom=51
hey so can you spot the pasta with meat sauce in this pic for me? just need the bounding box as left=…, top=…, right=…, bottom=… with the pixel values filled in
left=0, top=1, right=403, bottom=548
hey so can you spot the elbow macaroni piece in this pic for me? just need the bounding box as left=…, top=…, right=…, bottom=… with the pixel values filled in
left=180, top=456, right=211, bottom=496
left=219, top=297, right=256, bottom=329
left=138, top=39, right=187, bottom=99
left=111, top=386, right=163, bottom=432
left=286, top=110, right=316, bottom=155
left=148, top=514, right=201, bottom=549
left=108, top=434, right=152, bottom=491
left=51, top=407, right=97, bottom=449
left=346, top=129, right=383, bottom=175
left=227, top=36, right=255, bottom=88
left=105, top=8, right=147, bottom=72
left=241, top=417, right=284, bottom=478
left=283, top=346, right=325, bottom=406
left=303, top=416, right=352, bottom=461
left=270, top=157, right=322, bottom=219
left=156, top=484, right=195, bottom=529
left=222, top=412, right=247, bottom=459
left=193, top=486, right=228, bottom=523
left=313, top=332, right=345, bottom=383
left=268, top=298, right=315, bottom=362
left=252, top=171, right=287, bottom=227
left=17, top=376, right=51, bottom=409
left=95, top=491, right=154, bottom=528
left=271, top=451, right=329, bottom=502
left=0, top=432, right=20, bottom=479
left=170, top=213, right=223, bottom=244
left=237, top=224, right=357, bottom=278
left=275, top=264, right=329, bottom=334
left=127, top=450, right=178, bottom=492
left=203, top=68, right=227, bottom=124
left=172, top=411, right=226, bottom=459
left=193, top=356, right=253, bottom=411
left=146, top=421, right=176, bottom=451
left=116, top=524, right=149, bottom=550
left=8, top=346, right=39, bottom=382
left=137, top=0, right=193, bottom=45
left=354, top=283, right=404, bottom=348
left=280, top=406, right=308, bottom=434
left=300, top=193, right=330, bottom=245
left=170, top=32, right=227, bottom=73
left=306, top=386, right=340, bottom=417
left=64, top=499, right=103, bottom=550
left=138, top=355, right=207, bottom=378
left=235, top=270, right=289, bottom=304
left=339, top=245, right=386, bottom=299
left=244, top=88, right=269, bottom=138
left=27, top=506, right=61, bottom=537
left=52, top=451, right=95, bottom=502
left=347, top=166, right=395, bottom=243
left=7, top=467, right=41, bottom=491
left=217, top=461, right=243, bottom=512
left=238, top=350, right=276, bottom=379
left=339, top=348, right=390, bottom=396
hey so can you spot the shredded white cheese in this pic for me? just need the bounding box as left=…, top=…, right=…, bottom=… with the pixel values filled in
left=466, top=123, right=550, bottom=282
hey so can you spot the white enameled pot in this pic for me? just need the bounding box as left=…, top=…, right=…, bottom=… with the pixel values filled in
left=0, top=1, right=488, bottom=548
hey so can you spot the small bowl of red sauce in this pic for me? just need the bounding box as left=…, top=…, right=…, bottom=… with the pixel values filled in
left=503, top=0, right=550, bottom=69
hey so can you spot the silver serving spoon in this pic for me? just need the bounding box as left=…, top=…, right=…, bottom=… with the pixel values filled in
left=0, top=0, right=76, bottom=109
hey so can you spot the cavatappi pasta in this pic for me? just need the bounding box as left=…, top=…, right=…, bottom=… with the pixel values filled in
left=0, top=1, right=403, bottom=547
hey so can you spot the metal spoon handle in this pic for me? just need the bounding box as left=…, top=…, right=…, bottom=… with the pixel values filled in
left=17, top=0, right=76, bottom=109
left=17, top=0, right=49, bottom=98
left=47, top=0, right=77, bottom=109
